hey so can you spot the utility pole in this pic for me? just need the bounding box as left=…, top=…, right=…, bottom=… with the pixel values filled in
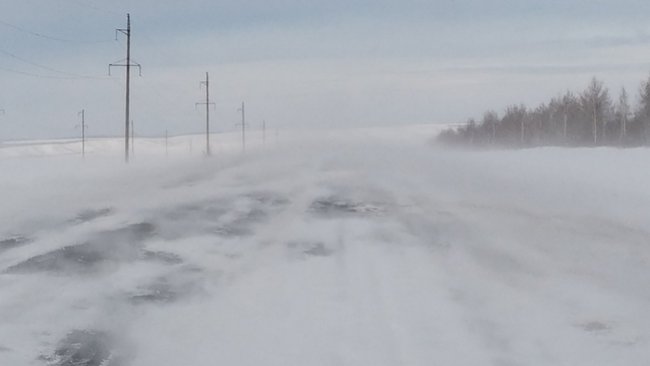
left=196, top=72, right=215, bottom=156
left=109, top=13, right=141, bottom=163
left=237, top=102, right=246, bottom=153
left=78, top=109, right=87, bottom=158
left=262, top=120, right=266, bottom=145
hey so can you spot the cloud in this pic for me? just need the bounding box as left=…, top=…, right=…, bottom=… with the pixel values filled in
left=2, top=0, right=650, bottom=139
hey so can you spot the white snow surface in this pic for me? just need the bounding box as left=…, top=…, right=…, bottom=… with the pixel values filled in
left=1, top=124, right=649, bottom=365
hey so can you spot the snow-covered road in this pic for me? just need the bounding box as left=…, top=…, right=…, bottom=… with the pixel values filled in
left=1, top=127, right=649, bottom=365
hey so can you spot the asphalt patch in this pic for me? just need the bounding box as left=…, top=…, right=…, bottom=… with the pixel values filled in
left=0, top=235, right=32, bottom=253
left=6, top=223, right=156, bottom=274
left=288, top=241, right=335, bottom=258
left=71, top=208, right=114, bottom=225
left=39, top=330, right=127, bottom=366
left=309, top=197, right=384, bottom=217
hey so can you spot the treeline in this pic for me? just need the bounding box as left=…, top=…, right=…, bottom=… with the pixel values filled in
left=438, top=76, right=650, bottom=147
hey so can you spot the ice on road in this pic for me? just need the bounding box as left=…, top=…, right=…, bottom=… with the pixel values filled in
left=1, top=127, right=649, bottom=365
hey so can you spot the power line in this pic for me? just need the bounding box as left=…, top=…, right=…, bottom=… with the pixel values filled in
left=61, top=0, right=122, bottom=17
left=0, top=48, right=109, bottom=79
left=0, top=18, right=114, bottom=44
left=0, top=65, right=89, bottom=80
left=0, top=18, right=74, bottom=42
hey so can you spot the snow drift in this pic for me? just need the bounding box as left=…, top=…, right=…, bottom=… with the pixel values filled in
left=1, top=124, right=649, bottom=366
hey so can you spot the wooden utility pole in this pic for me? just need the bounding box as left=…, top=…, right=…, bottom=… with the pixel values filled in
left=196, top=72, right=215, bottom=156
left=124, top=15, right=131, bottom=162
left=78, top=109, right=87, bottom=158
left=109, top=13, right=141, bottom=163
left=237, top=102, right=246, bottom=153
left=262, top=120, right=266, bottom=145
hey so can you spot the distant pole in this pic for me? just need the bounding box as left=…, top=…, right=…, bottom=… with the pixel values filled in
left=125, top=15, right=131, bottom=162
left=205, top=73, right=210, bottom=156
left=80, top=109, right=86, bottom=158
left=262, top=120, right=266, bottom=145
left=240, top=102, right=246, bottom=153
left=165, top=130, right=169, bottom=157
left=196, top=72, right=216, bottom=156
left=122, top=14, right=131, bottom=162
left=109, top=13, right=141, bottom=163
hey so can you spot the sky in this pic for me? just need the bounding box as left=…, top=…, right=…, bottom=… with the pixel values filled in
left=2, top=0, right=650, bottom=139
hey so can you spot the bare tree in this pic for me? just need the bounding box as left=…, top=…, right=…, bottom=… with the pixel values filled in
left=637, top=75, right=650, bottom=144
left=580, top=77, right=610, bottom=145
left=616, top=87, right=630, bottom=144
left=482, top=111, right=499, bottom=145
left=560, top=91, right=579, bottom=143
left=436, top=76, right=650, bottom=148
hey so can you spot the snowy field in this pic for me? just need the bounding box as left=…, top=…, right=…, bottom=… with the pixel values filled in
left=1, top=124, right=649, bottom=366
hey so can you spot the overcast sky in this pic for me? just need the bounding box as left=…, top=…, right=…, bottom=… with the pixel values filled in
left=2, top=0, right=650, bottom=139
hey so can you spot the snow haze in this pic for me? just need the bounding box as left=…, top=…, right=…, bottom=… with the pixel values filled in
left=2, top=1, right=650, bottom=365
left=1, top=126, right=649, bottom=365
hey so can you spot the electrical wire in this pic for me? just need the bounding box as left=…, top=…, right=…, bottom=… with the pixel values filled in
left=0, top=18, right=114, bottom=44
left=0, top=48, right=109, bottom=79
left=0, top=65, right=85, bottom=79
left=61, top=0, right=122, bottom=17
